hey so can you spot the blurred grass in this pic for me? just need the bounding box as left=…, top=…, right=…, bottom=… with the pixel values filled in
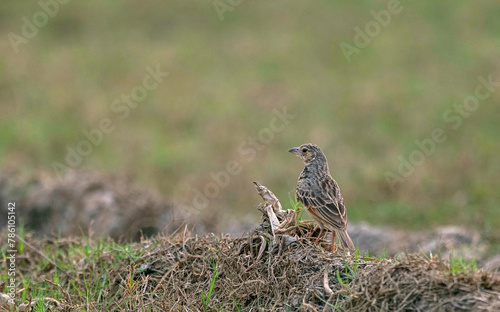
left=1, top=0, right=499, bottom=235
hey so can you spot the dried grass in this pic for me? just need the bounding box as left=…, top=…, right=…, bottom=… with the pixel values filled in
left=1, top=181, right=499, bottom=311
left=2, top=223, right=500, bottom=311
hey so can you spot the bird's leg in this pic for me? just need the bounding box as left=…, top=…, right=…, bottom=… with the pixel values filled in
left=308, top=224, right=318, bottom=238
left=314, top=226, right=325, bottom=245
left=331, top=231, right=336, bottom=253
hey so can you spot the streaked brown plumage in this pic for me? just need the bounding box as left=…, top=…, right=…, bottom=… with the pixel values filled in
left=289, top=143, right=355, bottom=251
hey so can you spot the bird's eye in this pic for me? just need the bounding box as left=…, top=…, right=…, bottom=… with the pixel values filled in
left=301, top=148, right=307, bottom=153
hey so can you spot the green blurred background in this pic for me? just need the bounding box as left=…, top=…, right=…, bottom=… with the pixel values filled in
left=1, top=0, right=499, bottom=236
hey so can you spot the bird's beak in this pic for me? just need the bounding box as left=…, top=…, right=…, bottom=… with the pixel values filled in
left=288, top=147, right=299, bottom=154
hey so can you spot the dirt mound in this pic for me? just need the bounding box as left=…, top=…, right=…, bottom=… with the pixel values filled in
left=0, top=170, right=187, bottom=240
left=350, top=223, right=490, bottom=266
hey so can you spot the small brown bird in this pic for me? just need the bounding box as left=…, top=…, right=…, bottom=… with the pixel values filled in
left=289, top=143, right=355, bottom=252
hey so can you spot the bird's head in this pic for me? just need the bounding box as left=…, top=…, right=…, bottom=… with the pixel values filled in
left=288, top=143, right=326, bottom=166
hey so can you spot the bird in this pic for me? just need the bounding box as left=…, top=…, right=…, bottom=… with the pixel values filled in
left=289, top=143, right=355, bottom=252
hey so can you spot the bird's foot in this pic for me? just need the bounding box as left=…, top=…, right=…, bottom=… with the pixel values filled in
left=308, top=224, right=319, bottom=237
left=314, top=228, right=324, bottom=245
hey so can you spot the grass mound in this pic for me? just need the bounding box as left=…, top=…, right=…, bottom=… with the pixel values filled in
left=345, top=254, right=499, bottom=311
left=2, top=181, right=500, bottom=311
left=1, top=223, right=500, bottom=311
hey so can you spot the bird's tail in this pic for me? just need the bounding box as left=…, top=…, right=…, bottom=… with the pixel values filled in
left=337, top=229, right=355, bottom=250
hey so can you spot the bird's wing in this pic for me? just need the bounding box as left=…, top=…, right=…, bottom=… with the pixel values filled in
left=297, top=178, right=347, bottom=230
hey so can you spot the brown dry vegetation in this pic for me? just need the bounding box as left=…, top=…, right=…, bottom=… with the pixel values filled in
left=1, top=223, right=499, bottom=311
